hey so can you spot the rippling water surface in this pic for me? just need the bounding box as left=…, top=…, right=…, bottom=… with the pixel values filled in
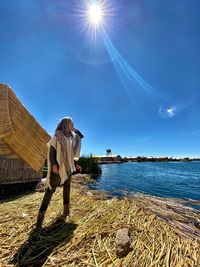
left=90, top=162, right=200, bottom=202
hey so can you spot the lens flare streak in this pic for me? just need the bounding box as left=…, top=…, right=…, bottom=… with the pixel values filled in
left=102, top=29, right=158, bottom=98
left=77, top=1, right=165, bottom=103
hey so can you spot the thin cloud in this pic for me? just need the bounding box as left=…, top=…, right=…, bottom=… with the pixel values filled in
left=158, top=104, right=185, bottom=119
left=166, top=107, right=176, bottom=117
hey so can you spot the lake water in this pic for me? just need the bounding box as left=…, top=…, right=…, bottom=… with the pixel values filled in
left=90, top=162, right=200, bottom=203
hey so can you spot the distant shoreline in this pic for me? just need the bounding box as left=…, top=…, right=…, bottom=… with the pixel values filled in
left=98, top=159, right=200, bottom=164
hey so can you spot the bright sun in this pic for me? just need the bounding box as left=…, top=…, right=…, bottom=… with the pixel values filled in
left=77, top=0, right=115, bottom=41
left=88, top=4, right=103, bottom=25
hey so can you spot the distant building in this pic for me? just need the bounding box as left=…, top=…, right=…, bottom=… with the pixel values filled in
left=99, top=154, right=122, bottom=162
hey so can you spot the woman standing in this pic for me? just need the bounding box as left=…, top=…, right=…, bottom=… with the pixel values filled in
left=36, top=117, right=84, bottom=228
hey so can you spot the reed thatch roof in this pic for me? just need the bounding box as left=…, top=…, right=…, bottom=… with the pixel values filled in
left=0, top=84, right=51, bottom=172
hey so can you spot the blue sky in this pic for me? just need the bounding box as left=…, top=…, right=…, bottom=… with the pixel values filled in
left=0, top=0, right=200, bottom=157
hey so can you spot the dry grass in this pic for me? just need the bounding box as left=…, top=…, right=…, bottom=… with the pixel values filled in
left=0, top=177, right=200, bottom=267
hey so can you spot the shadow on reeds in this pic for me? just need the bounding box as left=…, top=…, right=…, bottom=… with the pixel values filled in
left=0, top=192, right=35, bottom=204
left=10, top=220, right=77, bottom=267
left=0, top=182, right=38, bottom=203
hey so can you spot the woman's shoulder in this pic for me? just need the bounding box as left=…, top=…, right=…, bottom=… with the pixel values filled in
left=47, top=135, right=57, bottom=147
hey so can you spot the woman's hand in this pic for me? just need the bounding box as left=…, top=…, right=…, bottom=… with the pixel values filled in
left=52, top=164, right=59, bottom=174
left=72, top=164, right=82, bottom=175
left=75, top=164, right=82, bottom=173
left=73, top=128, right=84, bottom=139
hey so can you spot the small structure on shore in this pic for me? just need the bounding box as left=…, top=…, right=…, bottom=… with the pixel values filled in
left=0, top=84, right=51, bottom=184
left=97, top=154, right=123, bottom=164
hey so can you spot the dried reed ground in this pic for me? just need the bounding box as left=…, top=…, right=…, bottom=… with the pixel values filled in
left=0, top=177, right=200, bottom=267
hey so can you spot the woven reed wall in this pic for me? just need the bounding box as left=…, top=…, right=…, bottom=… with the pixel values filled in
left=0, top=84, right=51, bottom=172
left=0, top=157, right=42, bottom=184
left=0, top=139, right=15, bottom=156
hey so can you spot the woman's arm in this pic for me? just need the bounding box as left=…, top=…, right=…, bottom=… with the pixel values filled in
left=72, top=128, right=84, bottom=160
left=50, top=146, right=59, bottom=174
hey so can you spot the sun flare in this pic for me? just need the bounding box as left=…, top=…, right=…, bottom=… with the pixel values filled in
left=88, top=4, right=103, bottom=25
left=75, top=0, right=115, bottom=42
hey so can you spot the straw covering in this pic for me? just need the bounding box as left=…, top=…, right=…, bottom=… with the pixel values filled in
left=0, top=176, right=199, bottom=266
left=0, top=84, right=51, bottom=172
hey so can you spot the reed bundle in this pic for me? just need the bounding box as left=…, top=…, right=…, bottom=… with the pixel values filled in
left=0, top=84, right=51, bottom=173
left=0, top=176, right=199, bottom=266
